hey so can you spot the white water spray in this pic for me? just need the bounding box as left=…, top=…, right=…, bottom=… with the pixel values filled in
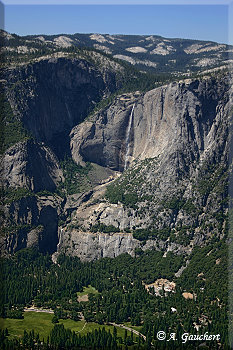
left=124, top=104, right=135, bottom=170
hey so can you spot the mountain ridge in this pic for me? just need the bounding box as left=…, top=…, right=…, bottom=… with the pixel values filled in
left=1, top=29, right=232, bottom=75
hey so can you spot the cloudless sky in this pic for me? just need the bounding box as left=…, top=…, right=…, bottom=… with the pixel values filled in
left=2, top=4, right=229, bottom=44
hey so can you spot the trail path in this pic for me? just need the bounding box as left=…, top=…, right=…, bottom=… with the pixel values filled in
left=24, top=307, right=54, bottom=314
left=77, top=322, right=87, bottom=333
left=108, top=322, right=146, bottom=341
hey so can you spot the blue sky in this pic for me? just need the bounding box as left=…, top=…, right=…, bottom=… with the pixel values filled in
left=2, top=3, right=230, bottom=44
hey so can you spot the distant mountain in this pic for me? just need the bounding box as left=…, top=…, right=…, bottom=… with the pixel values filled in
left=1, top=30, right=232, bottom=74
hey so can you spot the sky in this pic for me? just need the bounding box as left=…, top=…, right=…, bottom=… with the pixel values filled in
left=1, top=3, right=231, bottom=44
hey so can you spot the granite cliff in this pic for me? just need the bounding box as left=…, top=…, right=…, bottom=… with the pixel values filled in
left=4, top=53, right=125, bottom=158
left=71, top=76, right=228, bottom=170
left=1, top=49, right=127, bottom=255
left=55, top=73, right=230, bottom=260
left=0, top=35, right=231, bottom=260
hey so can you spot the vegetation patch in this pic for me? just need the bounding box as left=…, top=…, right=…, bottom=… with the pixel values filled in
left=58, top=157, right=92, bottom=195
left=182, top=199, right=200, bottom=215
left=105, top=158, right=159, bottom=211
left=0, top=312, right=54, bottom=340
left=90, top=223, right=120, bottom=233
left=0, top=312, right=128, bottom=342
left=132, top=227, right=171, bottom=241
left=0, top=86, right=31, bottom=153
left=77, top=285, right=99, bottom=297
left=2, top=187, right=34, bottom=204
left=106, top=184, right=139, bottom=209
left=195, top=163, right=227, bottom=198
left=161, top=196, right=185, bottom=211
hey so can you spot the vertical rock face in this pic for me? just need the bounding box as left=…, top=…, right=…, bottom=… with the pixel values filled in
left=1, top=139, right=63, bottom=192
left=70, top=76, right=229, bottom=172
left=5, top=56, right=124, bottom=158
left=0, top=137, right=64, bottom=256
left=2, top=195, right=63, bottom=255
left=1, top=53, right=126, bottom=255
left=70, top=94, right=141, bottom=171
left=55, top=229, right=188, bottom=262
left=132, top=78, right=228, bottom=164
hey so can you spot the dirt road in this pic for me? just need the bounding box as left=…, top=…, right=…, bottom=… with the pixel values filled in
left=108, top=322, right=146, bottom=341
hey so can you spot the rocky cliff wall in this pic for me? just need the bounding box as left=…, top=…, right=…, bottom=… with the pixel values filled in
left=1, top=194, right=63, bottom=255
left=54, top=228, right=189, bottom=262
left=57, top=73, right=230, bottom=260
left=70, top=75, right=229, bottom=172
left=1, top=52, right=126, bottom=255
left=4, top=55, right=124, bottom=158
left=1, top=139, right=63, bottom=192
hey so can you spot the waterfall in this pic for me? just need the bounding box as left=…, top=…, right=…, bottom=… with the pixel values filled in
left=124, top=104, right=135, bottom=170
left=65, top=102, right=72, bottom=121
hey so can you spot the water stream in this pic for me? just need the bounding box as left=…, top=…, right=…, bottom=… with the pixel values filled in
left=124, top=104, right=135, bottom=170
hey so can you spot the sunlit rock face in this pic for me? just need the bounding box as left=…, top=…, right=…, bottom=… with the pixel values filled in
left=70, top=76, right=229, bottom=173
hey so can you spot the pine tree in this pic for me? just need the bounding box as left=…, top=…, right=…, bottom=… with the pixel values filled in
left=124, top=329, right=128, bottom=344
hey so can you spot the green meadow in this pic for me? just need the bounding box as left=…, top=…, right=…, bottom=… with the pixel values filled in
left=0, top=312, right=53, bottom=340
left=77, top=285, right=99, bottom=297
left=0, top=312, right=134, bottom=341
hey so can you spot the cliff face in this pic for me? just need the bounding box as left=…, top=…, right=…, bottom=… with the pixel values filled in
left=1, top=194, right=63, bottom=255
left=1, top=52, right=127, bottom=255
left=1, top=139, right=63, bottom=192
left=1, top=137, right=64, bottom=256
left=53, top=228, right=188, bottom=262
left=55, top=74, right=230, bottom=261
left=71, top=76, right=229, bottom=172
left=4, top=54, right=124, bottom=158
left=1, top=48, right=230, bottom=259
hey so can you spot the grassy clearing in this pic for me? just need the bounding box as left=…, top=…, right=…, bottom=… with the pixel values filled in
left=77, top=285, right=99, bottom=297
left=62, top=320, right=127, bottom=339
left=0, top=312, right=128, bottom=341
left=123, top=322, right=143, bottom=333
left=0, top=312, right=53, bottom=340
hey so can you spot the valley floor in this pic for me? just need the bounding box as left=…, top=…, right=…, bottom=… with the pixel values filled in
left=0, top=312, right=136, bottom=341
